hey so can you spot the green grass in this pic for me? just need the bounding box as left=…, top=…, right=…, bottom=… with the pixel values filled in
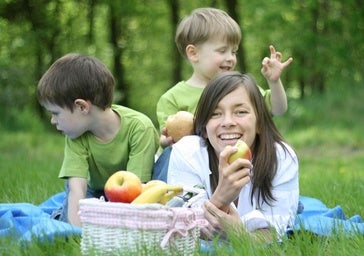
left=275, top=86, right=364, bottom=218
left=0, top=131, right=65, bottom=204
left=0, top=87, right=363, bottom=255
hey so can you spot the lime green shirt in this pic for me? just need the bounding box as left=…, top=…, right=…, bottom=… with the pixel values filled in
left=156, top=81, right=203, bottom=131
left=59, top=105, right=159, bottom=189
left=156, top=81, right=271, bottom=131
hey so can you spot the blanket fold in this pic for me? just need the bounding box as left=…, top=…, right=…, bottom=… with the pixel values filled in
left=294, top=196, right=364, bottom=236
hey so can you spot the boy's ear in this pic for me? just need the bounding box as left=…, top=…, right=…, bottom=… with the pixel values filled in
left=186, top=44, right=198, bottom=62
left=74, top=99, right=90, bottom=113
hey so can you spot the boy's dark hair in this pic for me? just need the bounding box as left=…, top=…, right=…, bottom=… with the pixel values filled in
left=37, top=53, right=115, bottom=111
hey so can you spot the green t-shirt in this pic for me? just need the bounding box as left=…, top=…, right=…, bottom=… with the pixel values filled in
left=59, top=104, right=159, bottom=189
left=156, top=81, right=203, bottom=131
left=156, top=81, right=271, bottom=131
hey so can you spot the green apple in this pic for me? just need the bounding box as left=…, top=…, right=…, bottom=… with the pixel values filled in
left=104, top=170, right=142, bottom=203
left=227, top=140, right=252, bottom=164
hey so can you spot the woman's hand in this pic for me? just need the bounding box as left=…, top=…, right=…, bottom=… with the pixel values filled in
left=209, top=145, right=252, bottom=211
left=201, top=200, right=242, bottom=239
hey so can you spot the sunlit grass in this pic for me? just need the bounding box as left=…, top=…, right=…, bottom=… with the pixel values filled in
left=275, top=86, right=364, bottom=218
left=0, top=131, right=65, bottom=204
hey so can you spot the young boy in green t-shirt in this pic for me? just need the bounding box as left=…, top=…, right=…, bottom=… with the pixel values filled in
left=156, top=7, right=293, bottom=148
left=37, top=53, right=159, bottom=226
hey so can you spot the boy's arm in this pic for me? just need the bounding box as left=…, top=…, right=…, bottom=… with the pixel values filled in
left=261, top=45, right=293, bottom=116
left=156, top=94, right=179, bottom=148
left=266, top=79, right=287, bottom=116
left=156, top=95, right=177, bottom=132
left=159, top=128, right=174, bottom=149
left=67, top=177, right=87, bottom=227
left=127, top=126, right=159, bottom=182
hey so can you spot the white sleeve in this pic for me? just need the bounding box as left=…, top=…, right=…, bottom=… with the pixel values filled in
left=167, top=146, right=201, bottom=187
left=166, top=136, right=210, bottom=192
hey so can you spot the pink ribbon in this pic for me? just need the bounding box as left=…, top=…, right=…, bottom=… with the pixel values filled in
left=160, top=208, right=206, bottom=248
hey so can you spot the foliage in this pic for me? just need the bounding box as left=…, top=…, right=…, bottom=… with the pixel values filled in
left=0, top=0, right=363, bottom=126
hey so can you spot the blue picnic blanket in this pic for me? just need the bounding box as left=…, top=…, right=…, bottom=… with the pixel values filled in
left=0, top=192, right=81, bottom=243
left=0, top=193, right=362, bottom=244
left=294, top=196, right=363, bottom=236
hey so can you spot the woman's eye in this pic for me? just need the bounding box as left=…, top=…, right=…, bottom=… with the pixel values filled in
left=236, top=110, right=247, bottom=116
left=211, top=112, right=221, bottom=118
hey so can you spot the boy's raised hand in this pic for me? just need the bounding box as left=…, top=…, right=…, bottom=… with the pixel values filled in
left=159, top=127, right=174, bottom=148
left=261, top=45, right=293, bottom=82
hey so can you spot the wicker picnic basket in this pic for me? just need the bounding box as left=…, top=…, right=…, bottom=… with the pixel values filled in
left=79, top=190, right=207, bottom=256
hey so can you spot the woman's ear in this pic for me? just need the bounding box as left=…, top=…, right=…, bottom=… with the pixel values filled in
left=186, top=44, right=198, bottom=62
left=74, top=99, right=90, bottom=113
left=256, top=122, right=262, bottom=135
left=202, top=130, right=208, bottom=139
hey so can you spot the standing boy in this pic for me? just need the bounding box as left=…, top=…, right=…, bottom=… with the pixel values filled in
left=37, top=53, right=159, bottom=226
left=156, top=8, right=293, bottom=148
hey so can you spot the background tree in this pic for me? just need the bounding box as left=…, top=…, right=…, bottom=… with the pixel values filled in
left=224, top=0, right=247, bottom=72
left=167, top=0, right=182, bottom=85
left=108, top=0, right=127, bottom=106
left=0, top=0, right=362, bottom=128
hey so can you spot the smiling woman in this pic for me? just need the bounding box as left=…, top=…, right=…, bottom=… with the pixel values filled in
left=204, top=85, right=257, bottom=155
left=165, top=71, right=299, bottom=241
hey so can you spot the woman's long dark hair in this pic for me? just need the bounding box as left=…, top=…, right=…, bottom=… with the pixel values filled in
left=194, top=71, right=290, bottom=206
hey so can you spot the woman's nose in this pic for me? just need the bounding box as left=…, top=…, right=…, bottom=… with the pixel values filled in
left=221, top=114, right=236, bottom=127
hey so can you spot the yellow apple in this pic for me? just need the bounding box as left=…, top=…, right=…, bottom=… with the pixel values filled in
left=165, top=111, right=194, bottom=143
left=227, top=140, right=252, bottom=164
left=104, top=170, right=142, bottom=203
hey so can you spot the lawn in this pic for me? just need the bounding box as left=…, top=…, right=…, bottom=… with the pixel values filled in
left=0, top=86, right=363, bottom=255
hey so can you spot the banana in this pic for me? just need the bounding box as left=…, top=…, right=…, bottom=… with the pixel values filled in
left=142, top=180, right=167, bottom=193
left=131, top=184, right=183, bottom=205
left=131, top=185, right=168, bottom=204
left=158, top=188, right=183, bottom=205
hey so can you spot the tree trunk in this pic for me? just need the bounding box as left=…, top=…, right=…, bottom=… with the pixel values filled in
left=308, top=2, right=325, bottom=94
left=109, top=5, right=127, bottom=106
left=224, top=0, right=247, bottom=72
left=167, top=0, right=182, bottom=86
left=87, top=0, right=96, bottom=44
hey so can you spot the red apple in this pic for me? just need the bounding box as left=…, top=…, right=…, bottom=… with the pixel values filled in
left=227, top=140, right=252, bottom=164
left=165, top=111, right=194, bottom=142
left=104, top=170, right=142, bottom=203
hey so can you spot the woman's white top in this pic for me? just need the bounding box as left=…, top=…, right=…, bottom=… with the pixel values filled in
left=167, top=135, right=299, bottom=236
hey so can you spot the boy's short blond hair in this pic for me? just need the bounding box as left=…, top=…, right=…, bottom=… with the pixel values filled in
left=175, top=7, right=241, bottom=58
